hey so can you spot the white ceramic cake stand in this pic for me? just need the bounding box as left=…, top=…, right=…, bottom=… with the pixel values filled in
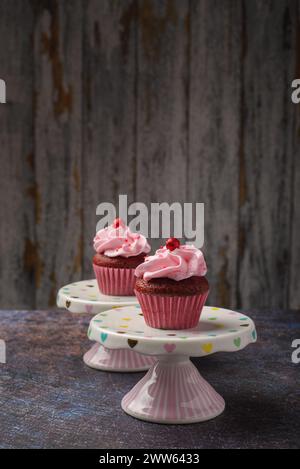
left=56, top=279, right=156, bottom=372
left=88, top=305, right=257, bottom=424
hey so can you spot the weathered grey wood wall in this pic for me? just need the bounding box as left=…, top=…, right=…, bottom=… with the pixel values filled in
left=0, top=0, right=299, bottom=310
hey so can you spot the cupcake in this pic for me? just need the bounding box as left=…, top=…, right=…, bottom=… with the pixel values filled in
left=93, top=218, right=151, bottom=296
left=134, top=238, right=209, bottom=329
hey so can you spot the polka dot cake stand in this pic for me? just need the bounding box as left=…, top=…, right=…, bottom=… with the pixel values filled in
left=56, top=279, right=155, bottom=372
left=88, top=305, right=257, bottom=424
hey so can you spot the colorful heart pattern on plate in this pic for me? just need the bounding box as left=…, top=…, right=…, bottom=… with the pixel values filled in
left=234, top=337, right=241, bottom=348
left=202, top=343, right=213, bottom=354
left=164, top=343, right=176, bottom=353
left=87, top=305, right=256, bottom=357
left=101, top=333, right=108, bottom=343
left=128, top=339, right=138, bottom=349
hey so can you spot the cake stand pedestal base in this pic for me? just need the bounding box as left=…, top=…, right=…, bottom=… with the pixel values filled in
left=121, top=355, right=225, bottom=423
left=83, top=343, right=156, bottom=372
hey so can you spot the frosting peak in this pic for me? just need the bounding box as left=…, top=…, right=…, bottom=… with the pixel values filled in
left=135, top=244, right=207, bottom=281
left=94, top=219, right=151, bottom=258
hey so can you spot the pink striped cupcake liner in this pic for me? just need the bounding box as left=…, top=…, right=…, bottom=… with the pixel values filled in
left=134, top=290, right=209, bottom=329
left=93, top=264, right=136, bottom=296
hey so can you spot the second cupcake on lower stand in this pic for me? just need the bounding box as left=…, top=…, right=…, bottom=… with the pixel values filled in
left=88, top=218, right=155, bottom=371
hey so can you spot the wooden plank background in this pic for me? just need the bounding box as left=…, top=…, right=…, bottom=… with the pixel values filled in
left=0, top=0, right=299, bottom=310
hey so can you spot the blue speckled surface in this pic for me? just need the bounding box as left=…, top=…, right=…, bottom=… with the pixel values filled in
left=0, top=309, right=299, bottom=448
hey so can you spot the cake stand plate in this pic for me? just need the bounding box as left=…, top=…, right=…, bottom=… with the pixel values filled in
left=57, top=279, right=138, bottom=314
left=88, top=305, right=257, bottom=424
left=57, top=279, right=156, bottom=372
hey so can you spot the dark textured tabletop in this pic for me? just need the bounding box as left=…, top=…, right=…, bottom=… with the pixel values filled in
left=0, top=309, right=299, bottom=449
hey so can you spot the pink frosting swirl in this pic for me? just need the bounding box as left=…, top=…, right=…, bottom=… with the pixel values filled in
left=94, top=219, right=151, bottom=258
left=135, top=244, right=207, bottom=281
